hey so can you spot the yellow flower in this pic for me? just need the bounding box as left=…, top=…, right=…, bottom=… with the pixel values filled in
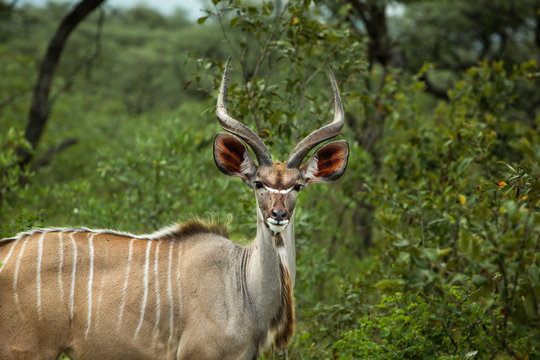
left=458, top=195, right=467, bottom=205
left=522, top=195, right=528, bottom=201
left=495, top=181, right=507, bottom=190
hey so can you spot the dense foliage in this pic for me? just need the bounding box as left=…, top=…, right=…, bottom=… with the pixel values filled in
left=1, top=0, right=539, bottom=359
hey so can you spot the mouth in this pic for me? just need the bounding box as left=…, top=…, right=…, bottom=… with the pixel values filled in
left=266, top=218, right=289, bottom=233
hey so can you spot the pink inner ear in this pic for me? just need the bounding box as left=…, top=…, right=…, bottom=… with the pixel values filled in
left=316, top=157, right=345, bottom=178
left=314, top=143, right=347, bottom=177
left=215, top=136, right=247, bottom=174
left=303, top=141, right=349, bottom=182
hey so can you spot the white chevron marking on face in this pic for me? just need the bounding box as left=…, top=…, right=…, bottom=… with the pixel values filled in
left=262, top=184, right=294, bottom=194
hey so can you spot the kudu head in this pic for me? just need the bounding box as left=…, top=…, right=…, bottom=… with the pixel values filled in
left=213, top=59, right=349, bottom=233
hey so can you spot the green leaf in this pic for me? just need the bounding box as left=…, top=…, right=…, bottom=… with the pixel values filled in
left=497, top=161, right=517, bottom=174
left=197, top=16, right=209, bottom=24
left=375, top=279, right=405, bottom=290
left=393, top=239, right=410, bottom=248
left=472, top=275, right=487, bottom=285
left=529, top=264, right=540, bottom=282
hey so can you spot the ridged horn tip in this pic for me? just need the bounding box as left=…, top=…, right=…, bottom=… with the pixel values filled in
left=216, top=57, right=273, bottom=167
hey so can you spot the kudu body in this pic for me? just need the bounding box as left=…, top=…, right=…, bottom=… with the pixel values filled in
left=0, top=59, right=349, bottom=360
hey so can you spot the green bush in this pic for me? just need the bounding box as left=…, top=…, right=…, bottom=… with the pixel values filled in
left=334, top=288, right=495, bottom=359
left=326, top=61, right=540, bottom=359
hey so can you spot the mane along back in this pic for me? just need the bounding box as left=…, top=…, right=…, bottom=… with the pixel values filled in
left=1, top=219, right=230, bottom=242
left=170, top=219, right=230, bottom=239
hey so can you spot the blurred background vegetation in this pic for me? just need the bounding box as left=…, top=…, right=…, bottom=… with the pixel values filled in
left=1, top=0, right=539, bottom=358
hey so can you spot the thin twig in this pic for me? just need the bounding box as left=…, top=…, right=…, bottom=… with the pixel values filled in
left=508, top=207, right=534, bottom=308
left=214, top=4, right=242, bottom=62
left=30, top=138, right=78, bottom=171
left=248, top=1, right=290, bottom=92
left=244, top=1, right=290, bottom=132
left=50, top=5, right=105, bottom=104
left=0, top=88, right=33, bottom=110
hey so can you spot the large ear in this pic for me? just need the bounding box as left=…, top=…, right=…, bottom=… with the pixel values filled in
left=213, top=132, right=256, bottom=182
left=301, top=140, right=349, bottom=183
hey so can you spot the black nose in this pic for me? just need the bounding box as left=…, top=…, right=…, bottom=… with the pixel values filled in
left=271, top=210, right=288, bottom=221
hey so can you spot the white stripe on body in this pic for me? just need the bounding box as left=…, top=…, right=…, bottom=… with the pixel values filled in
left=58, top=232, right=64, bottom=299
left=176, top=244, right=182, bottom=321
left=13, top=236, right=30, bottom=309
left=152, top=241, right=161, bottom=342
left=134, top=241, right=152, bottom=339
left=0, top=237, right=20, bottom=276
left=69, top=232, right=78, bottom=321
left=36, top=233, right=45, bottom=319
left=117, top=238, right=135, bottom=329
left=167, top=241, right=174, bottom=345
left=85, top=233, right=97, bottom=337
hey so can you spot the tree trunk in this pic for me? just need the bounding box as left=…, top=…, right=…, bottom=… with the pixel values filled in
left=19, top=0, right=105, bottom=166
left=348, top=0, right=393, bottom=69
left=534, top=2, right=540, bottom=49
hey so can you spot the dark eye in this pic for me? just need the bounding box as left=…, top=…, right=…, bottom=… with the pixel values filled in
left=254, top=181, right=263, bottom=189
left=293, top=184, right=303, bottom=191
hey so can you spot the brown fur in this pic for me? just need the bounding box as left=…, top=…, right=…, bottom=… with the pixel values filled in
left=170, top=219, right=230, bottom=240
left=213, top=133, right=252, bottom=179
left=314, top=142, right=348, bottom=178
left=257, top=162, right=301, bottom=190
left=0, top=222, right=240, bottom=360
left=301, top=141, right=349, bottom=182
left=268, top=234, right=294, bottom=350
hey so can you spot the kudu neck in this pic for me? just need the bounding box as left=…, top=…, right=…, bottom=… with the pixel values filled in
left=253, top=214, right=296, bottom=287
left=243, top=213, right=296, bottom=324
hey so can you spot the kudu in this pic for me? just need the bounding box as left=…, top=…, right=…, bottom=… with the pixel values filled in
left=0, top=59, right=349, bottom=360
